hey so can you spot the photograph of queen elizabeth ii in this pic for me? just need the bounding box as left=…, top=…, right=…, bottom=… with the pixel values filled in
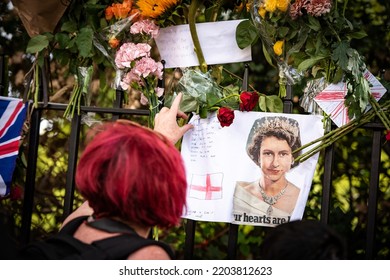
left=233, top=116, right=302, bottom=226
left=180, top=111, right=324, bottom=226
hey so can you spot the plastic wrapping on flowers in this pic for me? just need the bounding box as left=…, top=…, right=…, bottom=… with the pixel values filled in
left=177, top=68, right=223, bottom=117
left=250, top=0, right=303, bottom=98
left=63, top=66, right=93, bottom=119
left=94, top=10, right=164, bottom=128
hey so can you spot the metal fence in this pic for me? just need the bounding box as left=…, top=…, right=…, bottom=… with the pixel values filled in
left=1, top=56, right=386, bottom=259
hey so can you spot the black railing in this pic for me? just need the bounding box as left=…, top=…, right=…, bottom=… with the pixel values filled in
left=1, top=55, right=386, bottom=259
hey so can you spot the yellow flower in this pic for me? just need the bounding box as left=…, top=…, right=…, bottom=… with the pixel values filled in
left=273, top=40, right=284, bottom=56
left=258, top=6, right=267, bottom=18
left=277, top=0, right=290, bottom=12
left=264, top=0, right=277, bottom=13
left=136, top=0, right=179, bottom=19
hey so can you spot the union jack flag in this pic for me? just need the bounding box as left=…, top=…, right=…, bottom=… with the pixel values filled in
left=0, top=96, right=27, bottom=197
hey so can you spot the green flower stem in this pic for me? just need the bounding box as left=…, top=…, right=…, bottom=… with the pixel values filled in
left=222, top=68, right=257, bottom=92
left=34, top=63, right=39, bottom=108
left=212, top=93, right=240, bottom=106
left=63, top=80, right=80, bottom=118
left=294, top=100, right=390, bottom=163
left=369, top=95, right=390, bottom=130
left=295, top=118, right=369, bottom=162
left=189, top=0, right=207, bottom=73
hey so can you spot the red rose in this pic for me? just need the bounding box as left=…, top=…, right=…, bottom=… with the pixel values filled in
left=217, top=107, right=235, bottom=127
left=239, top=91, right=259, bottom=111
left=386, top=130, right=390, bottom=141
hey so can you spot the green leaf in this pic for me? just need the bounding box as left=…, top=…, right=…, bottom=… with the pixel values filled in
left=278, top=26, right=289, bottom=38
left=348, top=31, right=368, bottom=40
left=55, top=33, right=71, bottom=49
left=26, top=35, right=50, bottom=53
left=331, top=41, right=349, bottom=70
left=262, top=42, right=274, bottom=67
left=297, top=56, right=326, bottom=72
left=265, top=95, right=283, bottom=112
left=76, top=27, right=94, bottom=58
left=307, top=16, right=321, bottom=31
left=61, top=21, right=78, bottom=33
left=207, top=91, right=222, bottom=107
left=236, top=20, right=259, bottom=49
left=259, top=95, right=266, bottom=111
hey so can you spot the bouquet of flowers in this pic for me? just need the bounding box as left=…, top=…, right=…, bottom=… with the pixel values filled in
left=111, top=19, right=164, bottom=127
left=237, top=0, right=372, bottom=121
left=98, top=0, right=168, bottom=127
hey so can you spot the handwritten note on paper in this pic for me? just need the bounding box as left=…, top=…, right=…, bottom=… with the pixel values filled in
left=155, top=20, right=252, bottom=68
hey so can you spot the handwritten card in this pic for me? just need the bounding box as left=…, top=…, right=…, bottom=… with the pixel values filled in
left=155, top=20, right=252, bottom=68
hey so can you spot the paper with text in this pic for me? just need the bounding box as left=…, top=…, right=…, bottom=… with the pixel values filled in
left=155, top=20, right=252, bottom=68
left=181, top=111, right=324, bottom=227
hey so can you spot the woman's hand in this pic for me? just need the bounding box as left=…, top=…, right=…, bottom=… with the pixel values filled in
left=154, top=92, right=193, bottom=144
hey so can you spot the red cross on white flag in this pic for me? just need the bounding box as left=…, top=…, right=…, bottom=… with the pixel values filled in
left=314, top=70, right=386, bottom=127
left=189, top=173, right=223, bottom=200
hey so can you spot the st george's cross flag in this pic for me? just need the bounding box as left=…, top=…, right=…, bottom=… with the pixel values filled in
left=0, top=96, right=27, bottom=197
left=189, top=173, right=224, bottom=200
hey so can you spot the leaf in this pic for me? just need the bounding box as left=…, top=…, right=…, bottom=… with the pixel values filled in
left=265, top=95, right=283, bottom=112
left=262, top=42, right=274, bottom=67
left=26, top=35, right=50, bottom=53
left=55, top=33, right=71, bottom=49
left=61, top=21, right=78, bottom=33
left=259, top=95, right=266, bottom=111
left=278, top=26, right=289, bottom=38
left=331, top=41, right=350, bottom=70
left=307, top=16, right=321, bottom=31
left=297, top=56, right=326, bottom=72
left=236, top=20, right=259, bottom=49
left=348, top=31, right=368, bottom=40
left=76, top=27, right=94, bottom=58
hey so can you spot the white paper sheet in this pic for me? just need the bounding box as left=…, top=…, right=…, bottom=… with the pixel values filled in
left=181, top=111, right=324, bottom=227
left=155, top=20, right=252, bottom=68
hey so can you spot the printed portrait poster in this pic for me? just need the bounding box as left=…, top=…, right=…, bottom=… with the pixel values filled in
left=180, top=111, right=324, bottom=227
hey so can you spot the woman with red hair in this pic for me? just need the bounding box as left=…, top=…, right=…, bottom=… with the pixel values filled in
left=61, top=93, right=193, bottom=259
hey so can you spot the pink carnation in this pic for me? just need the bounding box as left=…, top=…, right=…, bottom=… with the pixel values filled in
left=120, top=70, right=141, bottom=90
left=290, top=0, right=308, bottom=19
left=155, top=87, right=164, bottom=97
left=130, top=19, right=160, bottom=38
left=114, top=42, right=151, bottom=69
left=133, top=57, right=163, bottom=79
left=140, top=93, right=149, bottom=105
left=290, top=0, right=332, bottom=19
left=305, top=0, right=332, bottom=17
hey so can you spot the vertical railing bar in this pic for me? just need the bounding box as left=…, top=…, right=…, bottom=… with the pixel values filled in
left=158, top=60, right=165, bottom=110
left=0, top=53, right=5, bottom=96
left=366, top=129, right=381, bottom=259
left=283, top=84, right=293, bottom=114
left=20, top=63, right=45, bottom=245
left=184, top=219, right=196, bottom=259
left=320, top=144, right=334, bottom=224
left=20, top=105, right=42, bottom=245
left=227, top=64, right=250, bottom=259
left=62, top=113, right=82, bottom=219
left=111, top=88, right=124, bottom=121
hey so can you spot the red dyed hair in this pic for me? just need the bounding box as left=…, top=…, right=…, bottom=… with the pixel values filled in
left=75, top=121, right=187, bottom=228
